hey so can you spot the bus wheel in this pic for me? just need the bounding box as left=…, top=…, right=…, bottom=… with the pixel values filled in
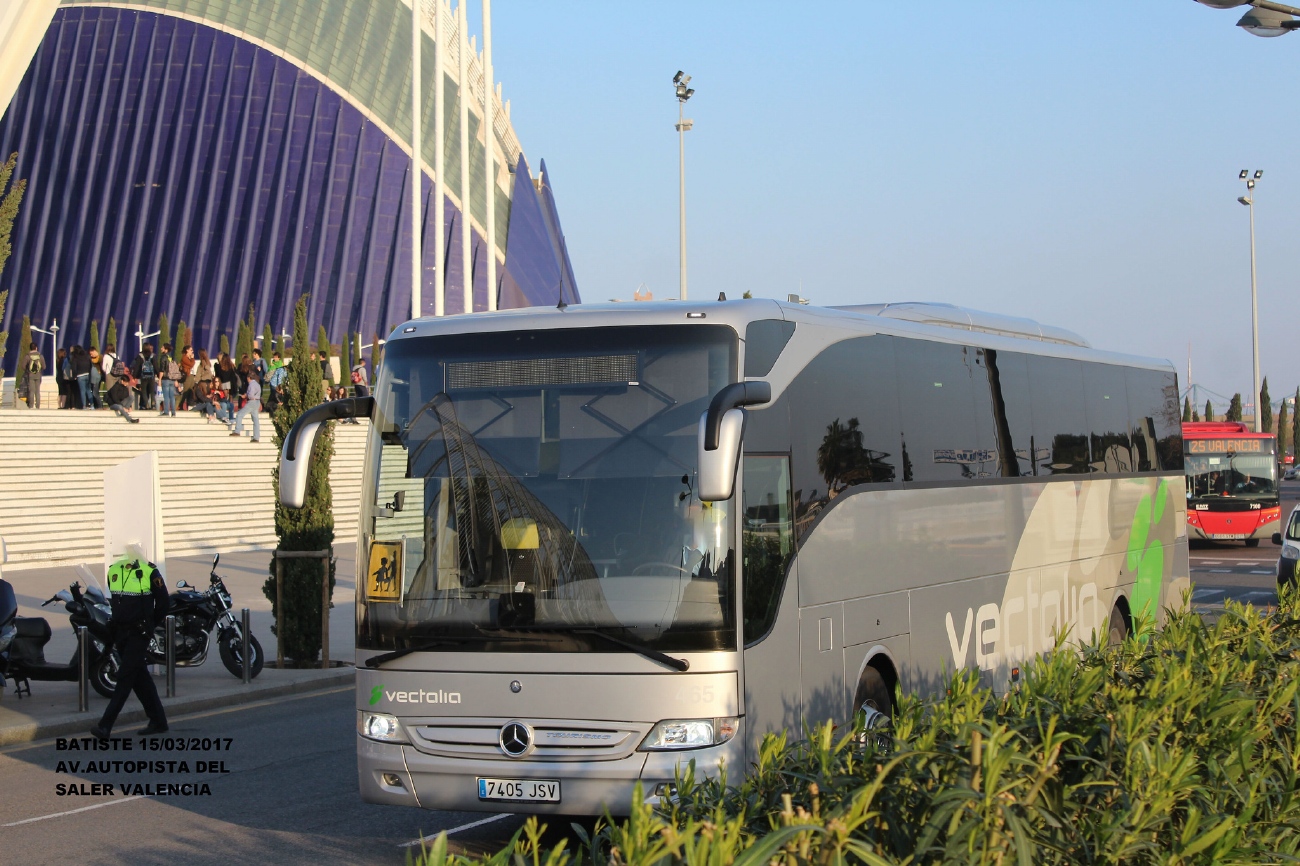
left=1108, top=605, right=1129, bottom=647
left=1245, top=538, right=1260, bottom=548
left=852, top=666, right=893, bottom=751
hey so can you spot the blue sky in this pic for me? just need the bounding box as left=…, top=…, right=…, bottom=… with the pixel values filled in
left=470, top=1, right=1300, bottom=411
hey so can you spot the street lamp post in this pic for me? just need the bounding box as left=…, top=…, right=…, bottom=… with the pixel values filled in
left=134, top=323, right=161, bottom=354
left=30, top=318, right=59, bottom=360
left=1238, top=169, right=1263, bottom=431
left=673, top=71, right=694, bottom=301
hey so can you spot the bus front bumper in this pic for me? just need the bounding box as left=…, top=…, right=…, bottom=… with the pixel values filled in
left=359, top=735, right=745, bottom=816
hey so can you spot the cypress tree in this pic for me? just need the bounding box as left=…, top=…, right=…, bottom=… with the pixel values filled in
left=0, top=153, right=24, bottom=380
left=184, top=324, right=193, bottom=350
left=236, top=320, right=252, bottom=364
left=1183, top=396, right=1192, bottom=423
left=1205, top=400, right=1215, bottom=422
left=1278, top=399, right=1290, bottom=458
left=105, top=317, right=117, bottom=351
left=1228, top=393, right=1243, bottom=422
left=0, top=290, right=6, bottom=380
left=175, top=319, right=187, bottom=353
left=1293, top=389, right=1300, bottom=461
left=1193, top=404, right=1200, bottom=422
left=89, top=321, right=100, bottom=352
left=263, top=295, right=334, bottom=664
left=353, top=332, right=363, bottom=370
left=339, top=331, right=351, bottom=390
left=1261, top=378, right=1272, bottom=435
left=158, top=312, right=169, bottom=350
left=219, top=332, right=230, bottom=357
left=262, top=323, right=274, bottom=355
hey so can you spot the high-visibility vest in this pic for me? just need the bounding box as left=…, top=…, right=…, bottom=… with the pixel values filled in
left=107, top=557, right=158, bottom=596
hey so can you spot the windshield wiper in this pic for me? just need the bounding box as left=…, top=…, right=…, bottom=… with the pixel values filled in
left=482, top=626, right=689, bottom=672
left=364, top=638, right=474, bottom=668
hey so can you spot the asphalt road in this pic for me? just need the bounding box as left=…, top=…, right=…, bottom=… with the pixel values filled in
left=0, top=688, right=536, bottom=865
left=1188, top=478, right=1297, bottom=610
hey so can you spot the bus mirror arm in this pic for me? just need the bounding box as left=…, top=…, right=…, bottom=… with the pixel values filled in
left=279, top=396, right=375, bottom=508
left=698, top=382, right=771, bottom=502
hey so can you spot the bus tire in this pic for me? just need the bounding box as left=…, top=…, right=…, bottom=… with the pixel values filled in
left=1108, top=605, right=1129, bottom=647
left=1245, top=538, right=1260, bottom=548
left=852, top=666, right=893, bottom=750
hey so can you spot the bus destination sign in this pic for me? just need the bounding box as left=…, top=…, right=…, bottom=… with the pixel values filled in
left=1186, top=438, right=1269, bottom=455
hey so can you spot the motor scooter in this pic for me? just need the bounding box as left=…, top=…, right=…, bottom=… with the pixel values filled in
left=0, top=576, right=118, bottom=699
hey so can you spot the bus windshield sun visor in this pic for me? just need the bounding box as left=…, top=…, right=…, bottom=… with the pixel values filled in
left=280, top=396, right=375, bottom=508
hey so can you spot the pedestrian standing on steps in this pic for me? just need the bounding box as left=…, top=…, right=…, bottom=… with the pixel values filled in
left=92, top=555, right=169, bottom=739
left=88, top=348, right=103, bottom=409
left=71, top=345, right=91, bottom=409
left=101, top=343, right=121, bottom=391
left=157, top=343, right=179, bottom=417
left=230, top=369, right=262, bottom=443
left=132, top=343, right=157, bottom=411
left=55, top=348, right=72, bottom=409
left=21, top=342, right=43, bottom=409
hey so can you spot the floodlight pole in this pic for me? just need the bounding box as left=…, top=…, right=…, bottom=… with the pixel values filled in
left=674, top=73, right=694, bottom=301
left=433, top=0, right=445, bottom=317
left=134, top=323, right=161, bottom=354
left=483, top=0, right=496, bottom=311
left=410, top=0, right=423, bottom=321
left=458, top=0, right=472, bottom=314
left=1240, top=172, right=1262, bottom=431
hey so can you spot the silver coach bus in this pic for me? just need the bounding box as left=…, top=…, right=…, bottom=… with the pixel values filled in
left=278, top=299, right=1188, bottom=816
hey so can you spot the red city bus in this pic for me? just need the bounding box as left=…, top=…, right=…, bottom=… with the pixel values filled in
left=1183, top=421, right=1281, bottom=546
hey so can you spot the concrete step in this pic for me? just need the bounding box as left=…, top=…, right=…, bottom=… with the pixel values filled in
left=0, top=410, right=370, bottom=568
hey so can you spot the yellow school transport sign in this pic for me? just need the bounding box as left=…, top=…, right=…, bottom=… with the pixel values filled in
left=366, top=540, right=402, bottom=602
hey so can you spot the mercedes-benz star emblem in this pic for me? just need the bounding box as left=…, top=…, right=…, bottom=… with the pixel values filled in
left=499, top=721, right=532, bottom=758
left=510, top=680, right=522, bottom=693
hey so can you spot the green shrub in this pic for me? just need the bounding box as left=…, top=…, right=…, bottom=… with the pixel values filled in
left=415, top=589, right=1300, bottom=865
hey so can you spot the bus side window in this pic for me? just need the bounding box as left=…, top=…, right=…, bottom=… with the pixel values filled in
left=742, top=454, right=793, bottom=645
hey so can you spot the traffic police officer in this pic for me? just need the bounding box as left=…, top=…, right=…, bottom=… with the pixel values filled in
left=91, top=556, right=170, bottom=738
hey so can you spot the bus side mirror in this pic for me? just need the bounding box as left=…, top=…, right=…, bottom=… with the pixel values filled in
left=697, top=382, right=771, bottom=502
left=280, top=396, right=375, bottom=508
left=1273, top=533, right=1283, bottom=546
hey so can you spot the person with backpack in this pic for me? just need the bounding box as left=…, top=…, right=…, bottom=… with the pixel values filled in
left=157, top=343, right=180, bottom=417
left=265, top=351, right=287, bottom=412
left=20, top=342, right=43, bottom=409
left=252, top=347, right=269, bottom=385
left=101, top=342, right=121, bottom=390
left=131, top=344, right=157, bottom=411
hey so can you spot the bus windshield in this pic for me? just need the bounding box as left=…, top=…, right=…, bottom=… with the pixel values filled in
left=358, top=325, right=738, bottom=654
left=1184, top=438, right=1277, bottom=500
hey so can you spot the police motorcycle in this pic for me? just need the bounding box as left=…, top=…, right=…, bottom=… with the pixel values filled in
left=127, top=553, right=264, bottom=680
left=0, top=572, right=120, bottom=699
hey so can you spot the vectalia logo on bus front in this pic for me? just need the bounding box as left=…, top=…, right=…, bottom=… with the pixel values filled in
left=369, top=684, right=462, bottom=705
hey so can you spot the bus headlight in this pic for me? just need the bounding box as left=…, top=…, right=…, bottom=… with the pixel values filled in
left=639, top=717, right=739, bottom=751
left=358, top=711, right=408, bottom=744
left=1282, top=545, right=1299, bottom=561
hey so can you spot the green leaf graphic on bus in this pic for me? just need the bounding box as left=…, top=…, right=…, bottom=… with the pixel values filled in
left=369, top=685, right=385, bottom=706
left=1127, top=479, right=1169, bottom=625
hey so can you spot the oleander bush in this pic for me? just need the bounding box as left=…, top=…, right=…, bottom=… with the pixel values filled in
left=415, top=588, right=1300, bottom=865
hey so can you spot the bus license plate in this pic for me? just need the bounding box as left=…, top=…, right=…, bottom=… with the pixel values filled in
left=478, top=778, right=560, bottom=803
left=1209, top=533, right=1246, bottom=540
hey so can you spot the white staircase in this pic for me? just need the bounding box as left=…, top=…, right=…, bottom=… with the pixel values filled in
left=0, top=408, right=368, bottom=568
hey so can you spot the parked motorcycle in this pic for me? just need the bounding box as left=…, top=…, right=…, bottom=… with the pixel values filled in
left=139, top=553, right=264, bottom=680
left=0, top=577, right=119, bottom=698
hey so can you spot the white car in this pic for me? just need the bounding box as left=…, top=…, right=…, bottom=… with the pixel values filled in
left=1276, top=504, right=1300, bottom=588
left=1285, top=465, right=1299, bottom=481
